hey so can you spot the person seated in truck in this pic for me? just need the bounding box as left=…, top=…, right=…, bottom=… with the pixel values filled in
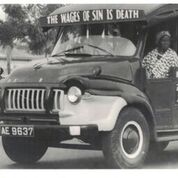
left=107, top=23, right=121, bottom=37
left=142, top=31, right=178, bottom=79
left=105, top=23, right=136, bottom=56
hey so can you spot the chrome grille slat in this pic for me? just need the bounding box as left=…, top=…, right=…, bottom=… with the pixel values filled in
left=21, top=90, right=25, bottom=110
left=6, top=88, right=46, bottom=112
left=41, top=90, right=45, bottom=110
left=54, top=90, right=58, bottom=111
left=36, top=90, right=40, bottom=110
left=31, top=89, right=35, bottom=110
left=60, top=90, right=64, bottom=110
left=8, top=89, right=12, bottom=109
left=53, top=89, right=63, bottom=112
left=26, top=89, right=30, bottom=110
left=12, top=89, right=16, bottom=109
left=17, top=90, right=20, bottom=109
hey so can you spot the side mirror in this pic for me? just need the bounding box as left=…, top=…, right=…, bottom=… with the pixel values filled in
left=0, top=67, right=4, bottom=75
left=0, top=67, right=4, bottom=80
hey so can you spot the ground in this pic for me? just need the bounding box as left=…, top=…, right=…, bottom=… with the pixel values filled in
left=0, top=138, right=178, bottom=169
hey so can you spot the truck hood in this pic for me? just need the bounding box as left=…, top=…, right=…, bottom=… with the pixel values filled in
left=5, top=56, right=133, bottom=84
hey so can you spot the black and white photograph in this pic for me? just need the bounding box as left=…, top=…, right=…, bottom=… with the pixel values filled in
left=1, top=3, right=178, bottom=171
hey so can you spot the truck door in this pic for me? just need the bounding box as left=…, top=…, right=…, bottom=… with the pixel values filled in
left=146, top=69, right=178, bottom=130
left=170, top=69, right=178, bottom=129
left=145, top=79, right=174, bottom=130
left=143, top=20, right=177, bottom=130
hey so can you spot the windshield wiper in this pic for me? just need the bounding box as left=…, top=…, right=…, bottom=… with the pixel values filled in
left=64, top=53, right=92, bottom=57
left=52, top=46, right=84, bottom=57
left=84, top=43, right=114, bottom=56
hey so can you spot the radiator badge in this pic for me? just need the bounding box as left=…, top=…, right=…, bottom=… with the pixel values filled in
left=39, top=78, right=43, bottom=82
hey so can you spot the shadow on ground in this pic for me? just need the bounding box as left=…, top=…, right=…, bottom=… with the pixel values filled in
left=145, top=149, right=178, bottom=168
left=3, top=149, right=178, bottom=169
left=6, top=156, right=107, bottom=169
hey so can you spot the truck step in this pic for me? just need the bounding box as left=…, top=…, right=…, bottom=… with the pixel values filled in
left=157, top=130, right=178, bottom=142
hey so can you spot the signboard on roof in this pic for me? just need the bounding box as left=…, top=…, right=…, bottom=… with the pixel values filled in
left=40, top=9, right=145, bottom=27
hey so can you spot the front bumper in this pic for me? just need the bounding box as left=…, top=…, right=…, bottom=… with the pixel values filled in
left=0, top=113, right=59, bottom=124
left=0, top=124, right=98, bottom=139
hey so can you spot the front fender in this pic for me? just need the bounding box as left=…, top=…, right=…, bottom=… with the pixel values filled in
left=59, top=94, right=127, bottom=131
left=87, top=85, right=156, bottom=138
left=86, top=79, right=155, bottom=123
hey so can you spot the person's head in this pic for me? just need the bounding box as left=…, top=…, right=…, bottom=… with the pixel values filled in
left=108, top=23, right=121, bottom=36
left=156, top=31, right=171, bottom=51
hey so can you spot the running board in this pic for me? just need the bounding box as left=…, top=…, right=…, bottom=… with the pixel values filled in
left=157, top=130, right=178, bottom=142
left=50, top=143, right=101, bottom=150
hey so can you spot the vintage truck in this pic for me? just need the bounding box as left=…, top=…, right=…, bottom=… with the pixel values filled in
left=1, top=4, right=178, bottom=168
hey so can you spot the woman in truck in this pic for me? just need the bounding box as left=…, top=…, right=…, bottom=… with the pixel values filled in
left=142, top=31, right=178, bottom=79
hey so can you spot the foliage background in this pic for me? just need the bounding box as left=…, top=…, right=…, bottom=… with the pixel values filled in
left=0, top=4, right=62, bottom=73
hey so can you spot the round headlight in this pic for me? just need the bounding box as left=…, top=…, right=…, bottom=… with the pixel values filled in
left=67, top=86, right=82, bottom=104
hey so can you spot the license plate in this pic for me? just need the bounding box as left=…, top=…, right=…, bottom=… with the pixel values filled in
left=0, top=125, right=34, bottom=137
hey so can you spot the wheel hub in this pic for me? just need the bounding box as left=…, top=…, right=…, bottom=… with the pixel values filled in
left=122, top=125, right=140, bottom=154
left=120, top=121, right=143, bottom=159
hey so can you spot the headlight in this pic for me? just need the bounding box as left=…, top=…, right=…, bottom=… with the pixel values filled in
left=67, top=86, right=82, bottom=104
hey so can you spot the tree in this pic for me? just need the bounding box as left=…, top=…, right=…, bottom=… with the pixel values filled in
left=0, top=4, right=62, bottom=74
left=0, top=5, right=29, bottom=74
left=26, top=4, right=63, bottom=55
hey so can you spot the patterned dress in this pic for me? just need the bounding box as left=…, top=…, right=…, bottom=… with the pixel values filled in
left=142, top=48, right=178, bottom=79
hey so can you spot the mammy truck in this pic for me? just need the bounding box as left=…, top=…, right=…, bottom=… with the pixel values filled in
left=1, top=4, right=178, bottom=168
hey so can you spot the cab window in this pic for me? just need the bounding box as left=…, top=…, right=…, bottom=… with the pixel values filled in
left=142, top=19, right=178, bottom=79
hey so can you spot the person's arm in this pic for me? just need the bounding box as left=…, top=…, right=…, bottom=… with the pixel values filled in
left=171, top=50, right=178, bottom=67
left=142, top=51, right=153, bottom=79
left=142, top=51, right=152, bottom=68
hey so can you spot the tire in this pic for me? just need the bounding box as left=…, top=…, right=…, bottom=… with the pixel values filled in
left=2, top=136, right=48, bottom=164
left=149, top=141, right=169, bottom=153
left=102, top=107, right=150, bottom=169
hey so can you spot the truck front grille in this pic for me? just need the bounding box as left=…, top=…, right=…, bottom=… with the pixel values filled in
left=5, top=88, right=46, bottom=112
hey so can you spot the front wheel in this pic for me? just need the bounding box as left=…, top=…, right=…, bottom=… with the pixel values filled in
left=102, top=107, right=150, bottom=169
left=2, top=136, right=48, bottom=164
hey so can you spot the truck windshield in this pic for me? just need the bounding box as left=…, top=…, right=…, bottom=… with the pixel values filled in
left=51, top=22, right=141, bottom=57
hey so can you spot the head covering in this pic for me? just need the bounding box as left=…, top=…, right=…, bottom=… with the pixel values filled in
left=156, top=31, right=171, bottom=45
